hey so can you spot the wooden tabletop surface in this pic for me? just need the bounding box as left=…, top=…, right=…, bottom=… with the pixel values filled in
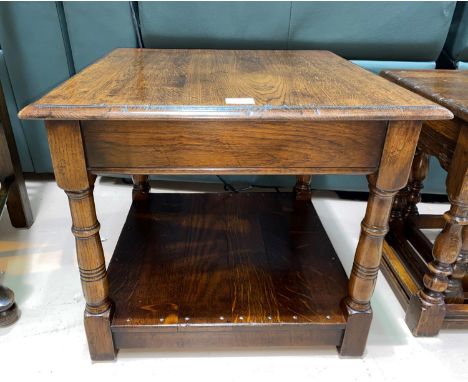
left=19, top=49, right=452, bottom=121
left=382, top=70, right=468, bottom=123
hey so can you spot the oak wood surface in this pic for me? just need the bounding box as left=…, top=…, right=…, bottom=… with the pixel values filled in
left=19, top=49, right=451, bottom=358
left=19, top=49, right=451, bottom=121
left=381, top=240, right=420, bottom=299
left=339, top=121, right=421, bottom=355
left=112, top=328, right=344, bottom=350
left=82, top=120, right=387, bottom=173
left=382, top=70, right=468, bottom=123
left=381, top=239, right=468, bottom=329
left=108, top=192, right=348, bottom=331
left=419, top=120, right=462, bottom=171
left=382, top=69, right=468, bottom=335
left=45, top=122, right=116, bottom=360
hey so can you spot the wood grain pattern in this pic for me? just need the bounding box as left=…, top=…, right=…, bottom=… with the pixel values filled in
left=407, top=125, right=467, bottom=335
left=20, top=50, right=452, bottom=358
left=381, top=241, right=468, bottom=330
left=107, top=193, right=348, bottom=343
left=46, top=121, right=116, bottom=360
left=374, top=121, right=422, bottom=192
left=46, top=120, right=89, bottom=191
left=446, top=226, right=468, bottom=304
left=113, top=327, right=344, bottom=350
left=340, top=120, right=421, bottom=355
left=82, top=120, right=387, bottom=173
left=382, top=70, right=468, bottom=122
left=385, top=221, right=428, bottom=288
left=19, top=49, right=452, bottom=121
left=381, top=241, right=420, bottom=301
left=419, top=119, right=462, bottom=171
left=444, top=303, right=468, bottom=329
left=383, top=69, right=468, bottom=335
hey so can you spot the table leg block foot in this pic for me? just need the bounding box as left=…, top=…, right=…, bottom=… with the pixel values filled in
left=338, top=301, right=372, bottom=357
left=84, top=308, right=116, bottom=361
left=405, top=293, right=445, bottom=336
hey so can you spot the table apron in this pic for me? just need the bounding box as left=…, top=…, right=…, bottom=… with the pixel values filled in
left=81, top=120, right=387, bottom=175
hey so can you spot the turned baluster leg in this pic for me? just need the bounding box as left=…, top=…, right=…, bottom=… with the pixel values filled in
left=132, top=175, right=150, bottom=201
left=390, top=147, right=429, bottom=224
left=340, top=121, right=421, bottom=356
left=405, top=148, right=429, bottom=217
left=389, top=188, right=409, bottom=225
left=294, top=175, right=312, bottom=200
left=446, top=226, right=468, bottom=303
left=389, top=148, right=429, bottom=238
left=406, top=125, right=467, bottom=335
left=46, top=120, right=115, bottom=360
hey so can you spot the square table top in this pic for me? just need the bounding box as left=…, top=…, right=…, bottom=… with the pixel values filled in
left=19, top=49, right=451, bottom=122
left=382, top=69, right=468, bottom=123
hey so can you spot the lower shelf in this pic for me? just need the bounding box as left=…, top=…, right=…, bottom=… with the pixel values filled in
left=382, top=221, right=468, bottom=331
left=107, top=192, right=349, bottom=349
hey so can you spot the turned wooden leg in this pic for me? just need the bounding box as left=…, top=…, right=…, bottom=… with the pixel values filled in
left=131, top=175, right=150, bottom=201
left=389, top=148, right=428, bottom=232
left=389, top=187, right=409, bottom=225
left=46, top=120, right=115, bottom=360
left=406, top=125, right=467, bottom=336
left=294, top=175, right=312, bottom=200
left=445, top=226, right=468, bottom=303
left=405, top=148, right=429, bottom=217
left=340, top=178, right=396, bottom=355
left=340, top=121, right=421, bottom=356
left=406, top=200, right=466, bottom=334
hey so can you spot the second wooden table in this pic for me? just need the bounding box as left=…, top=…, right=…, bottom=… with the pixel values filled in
left=19, top=49, right=451, bottom=360
left=381, top=69, right=468, bottom=335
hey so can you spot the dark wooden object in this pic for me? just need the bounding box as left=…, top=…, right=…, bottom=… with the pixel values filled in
left=0, top=76, right=33, bottom=326
left=381, top=70, right=468, bottom=335
left=294, top=175, right=312, bottom=200
left=19, top=49, right=451, bottom=360
left=109, top=193, right=349, bottom=348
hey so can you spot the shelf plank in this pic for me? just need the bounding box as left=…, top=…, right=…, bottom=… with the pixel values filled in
left=108, top=192, right=348, bottom=348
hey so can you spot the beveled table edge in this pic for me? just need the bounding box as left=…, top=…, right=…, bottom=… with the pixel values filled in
left=381, top=69, right=465, bottom=123
left=18, top=103, right=453, bottom=121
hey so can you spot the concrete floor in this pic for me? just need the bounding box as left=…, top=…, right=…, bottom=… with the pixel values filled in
left=0, top=177, right=467, bottom=381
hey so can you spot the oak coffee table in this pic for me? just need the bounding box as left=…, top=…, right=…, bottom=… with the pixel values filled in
left=381, top=69, right=468, bottom=335
left=19, top=49, right=451, bottom=360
